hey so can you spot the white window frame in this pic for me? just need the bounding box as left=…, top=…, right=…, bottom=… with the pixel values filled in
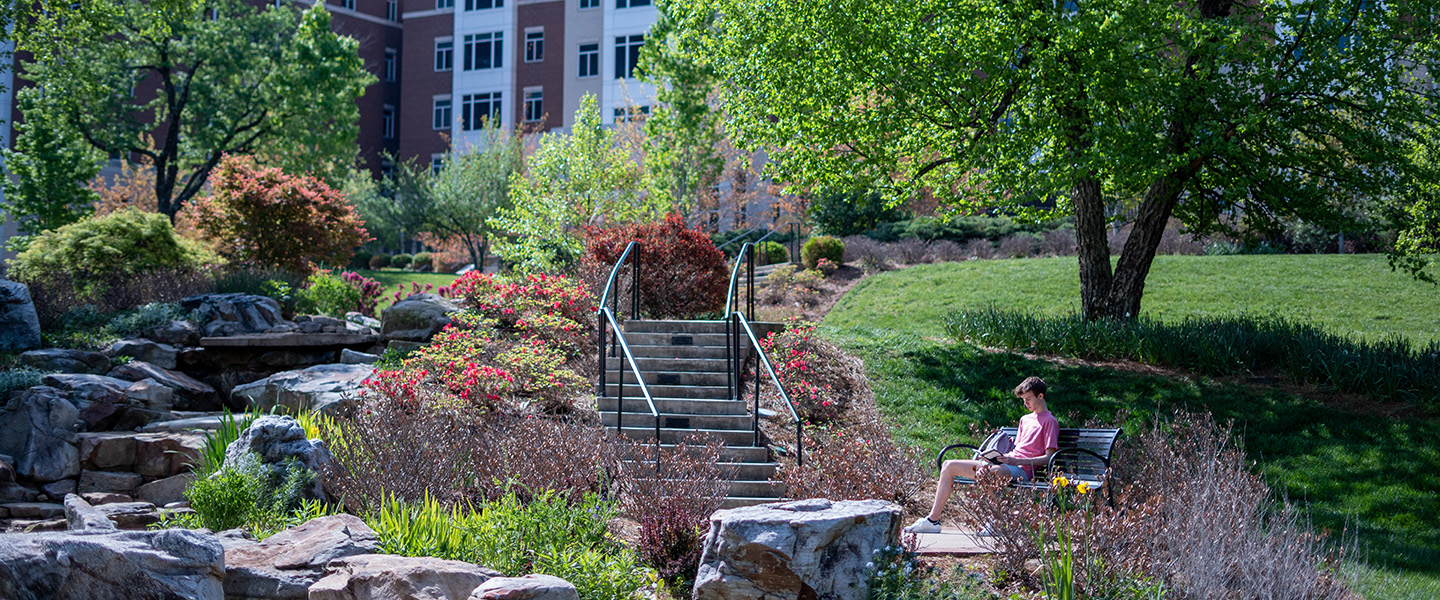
left=578, top=42, right=599, bottom=78
left=462, top=92, right=502, bottom=131
left=383, top=48, right=398, bottom=82
left=435, top=37, right=454, bottom=72
left=433, top=95, right=453, bottom=130
left=336, top=0, right=356, bottom=10
left=525, top=28, right=544, bottom=63
left=614, top=34, right=644, bottom=80
left=613, top=105, right=650, bottom=122
left=436, top=0, right=454, bottom=8
left=523, top=87, right=544, bottom=123
left=386, top=0, right=398, bottom=20
left=382, top=105, right=396, bottom=139
left=579, top=0, right=599, bottom=8
left=615, top=0, right=649, bottom=7
left=431, top=154, right=446, bottom=174
left=463, top=32, right=504, bottom=71
left=464, top=0, right=503, bottom=10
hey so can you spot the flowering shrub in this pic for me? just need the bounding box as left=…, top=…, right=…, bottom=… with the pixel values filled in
left=341, top=272, right=384, bottom=316
left=581, top=213, right=728, bottom=319
left=815, top=258, right=839, bottom=275
left=759, top=320, right=866, bottom=422
left=190, top=155, right=370, bottom=274
left=387, top=281, right=435, bottom=307
left=367, top=272, right=596, bottom=414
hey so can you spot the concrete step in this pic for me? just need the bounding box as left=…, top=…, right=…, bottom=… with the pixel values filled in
left=623, top=345, right=734, bottom=360
left=621, top=332, right=729, bottom=347
left=597, top=397, right=749, bottom=415
left=619, top=460, right=779, bottom=481
left=601, top=370, right=728, bottom=387
left=613, top=426, right=756, bottom=446
left=602, top=412, right=755, bottom=431
left=604, top=357, right=730, bottom=373
left=621, top=443, right=771, bottom=463
left=720, top=497, right=786, bottom=510
left=623, top=320, right=730, bottom=334
left=599, top=383, right=731, bottom=400
left=729, top=480, right=785, bottom=498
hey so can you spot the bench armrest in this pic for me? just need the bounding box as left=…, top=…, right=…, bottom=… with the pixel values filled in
left=1046, top=447, right=1111, bottom=477
left=935, top=443, right=981, bottom=473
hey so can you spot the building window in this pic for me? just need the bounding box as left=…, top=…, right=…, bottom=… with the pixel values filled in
left=384, top=48, right=398, bottom=82
left=613, top=105, right=650, bottom=122
left=382, top=105, right=396, bottom=139
left=335, top=0, right=355, bottom=9
left=578, top=43, right=598, bottom=78
left=435, top=38, right=454, bottom=71
left=436, top=0, right=454, bottom=8
left=580, top=0, right=599, bottom=8
left=462, top=92, right=502, bottom=130
left=523, top=89, right=543, bottom=123
left=433, top=96, right=453, bottom=130
left=381, top=160, right=395, bottom=178
left=386, top=0, right=397, bottom=20
left=615, top=0, right=649, bottom=7
left=464, top=0, right=503, bottom=10
left=431, top=154, right=446, bottom=174
left=464, top=32, right=504, bottom=71
left=614, top=34, right=643, bottom=79
left=525, top=30, right=544, bottom=63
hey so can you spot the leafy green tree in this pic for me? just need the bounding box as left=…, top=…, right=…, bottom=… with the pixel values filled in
left=664, top=0, right=1440, bottom=319
left=12, top=0, right=373, bottom=221
left=491, top=95, right=663, bottom=272
left=639, top=4, right=725, bottom=217
left=1391, top=126, right=1440, bottom=284
left=0, top=88, right=100, bottom=237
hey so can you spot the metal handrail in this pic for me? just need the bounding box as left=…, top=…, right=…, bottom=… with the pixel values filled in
left=729, top=311, right=803, bottom=466
left=598, top=306, right=661, bottom=468
left=716, top=227, right=764, bottom=251
left=723, top=243, right=756, bottom=320
left=597, top=241, right=640, bottom=320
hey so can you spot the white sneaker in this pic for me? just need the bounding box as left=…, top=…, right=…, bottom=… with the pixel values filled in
left=904, top=516, right=942, bottom=534
left=975, top=523, right=998, bottom=537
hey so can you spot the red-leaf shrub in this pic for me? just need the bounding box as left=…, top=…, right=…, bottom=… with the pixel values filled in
left=191, top=155, right=370, bottom=274
left=581, top=213, right=728, bottom=319
left=340, top=271, right=384, bottom=316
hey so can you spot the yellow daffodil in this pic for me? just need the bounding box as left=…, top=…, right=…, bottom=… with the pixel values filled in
left=1051, top=475, right=1069, bottom=488
left=1076, top=482, right=1091, bottom=495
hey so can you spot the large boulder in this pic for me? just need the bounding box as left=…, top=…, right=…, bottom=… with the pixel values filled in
left=20, top=349, right=112, bottom=375
left=0, top=527, right=225, bottom=600
left=40, top=373, right=129, bottom=405
left=381, top=293, right=460, bottom=343
left=310, top=554, right=502, bottom=600
left=222, top=514, right=379, bottom=599
left=222, top=415, right=332, bottom=500
left=0, top=280, right=42, bottom=353
left=230, top=364, right=372, bottom=415
left=692, top=498, right=903, bottom=600
left=470, top=574, right=580, bottom=600
left=182, top=293, right=285, bottom=338
left=132, top=432, right=205, bottom=479
left=108, top=361, right=219, bottom=411
left=105, top=339, right=180, bottom=370
left=0, top=386, right=81, bottom=482
left=148, top=319, right=201, bottom=347
left=63, top=493, right=117, bottom=531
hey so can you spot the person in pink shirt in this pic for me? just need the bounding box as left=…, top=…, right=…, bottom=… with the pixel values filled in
left=905, top=376, right=1060, bottom=534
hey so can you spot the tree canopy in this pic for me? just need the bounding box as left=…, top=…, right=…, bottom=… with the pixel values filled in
left=10, top=0, right=374, bottom=220
left=662, top=0, right=1440, bottom=318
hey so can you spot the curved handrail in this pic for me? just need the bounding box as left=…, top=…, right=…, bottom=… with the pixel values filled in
left=716, top=227, right=764, bottom=251
left=598, top=241, right=639, bottom=316
left=598, top=306, right=661, bottom=468
left=724, top=243, right=755, bottom=319
left=730, top=311, right=803, bottom=466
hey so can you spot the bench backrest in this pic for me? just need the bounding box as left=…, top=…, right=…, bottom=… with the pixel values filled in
left=981, top=427, right=1122, bottom=481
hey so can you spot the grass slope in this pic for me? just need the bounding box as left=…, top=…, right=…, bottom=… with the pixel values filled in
left=353, top=270, right=459, bottom=312
left=823, top=255, right=1440, bottom=599
left=826, top=254, right=1439, bottom=345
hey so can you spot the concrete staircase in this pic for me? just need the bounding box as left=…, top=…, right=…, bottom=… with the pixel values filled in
left=599, top=319, right=784, bottom=508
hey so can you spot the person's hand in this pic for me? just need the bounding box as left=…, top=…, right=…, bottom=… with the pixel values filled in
left=994, top=456, right=1010, bottom=465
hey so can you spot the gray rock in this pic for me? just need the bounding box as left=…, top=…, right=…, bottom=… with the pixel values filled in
left=106, top=339, right=179, bottom=370
left=40, top=479, right=76, bottom=498
left=78, top=433, right=138, bottom=470
left=470, top=574, right=580, bottom=600
left=214, top=528, right=259, bottom=551
left=222, top=514, right=379, bottom=599
left=141, top=414, right=224, bottom=433
left=149, top=319, right=200, bottom=346
left=0, top=280, right=42, bottom=353
left=39, top=374, right=129, bottom=405
left=19, top=349, right=111, bottom=375
left=344, top=312, right=381, bottom=330
left=339, top=349, right=379, bottom=365
left=94, top=501, right=161, bottom=529
left=64, top=494, right=117, bottom=531
left=136, top=472, right=194, bottom=507
left=0, top=454, right=14, bottom=482
left=230, top=364, right=372, bottom=415
left=132, top=432, right=205, bottom=479
left=311, top=554, right=502, bottom=600
left=81, top=492, right=132, bottom=505
left=0, top=482, right=40, bottom=503
left=125, top=378, right=175, bottom=411
left=4, top=502, right=66, bottom=519
left=182, top=293, right=284, bottom=338
left=107, top=361, right=218, bottom=411
left=381, top=293, right=461, bottom=342
left=222, top=415, right=331, bottom=501
left=0, top=387, right=81, bottom=482
left=693, top=499, right=903, bottom=600
left=0, top=527, right=225, bottom=599
left=79, top=470, right=143, bottom=495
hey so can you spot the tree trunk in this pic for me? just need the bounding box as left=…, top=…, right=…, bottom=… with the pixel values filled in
left=1072, top=178, right=1114, bottom=320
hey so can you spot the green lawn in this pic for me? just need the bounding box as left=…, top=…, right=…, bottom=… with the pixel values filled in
left=827, top=254, right=1440, bottom=346
left=823, top=254, right=1440, bottom=599
left=354, top=269, right=460, bottom=312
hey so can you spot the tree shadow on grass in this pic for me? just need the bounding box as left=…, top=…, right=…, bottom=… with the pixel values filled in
left=858, top=332, right=1440, bottom=573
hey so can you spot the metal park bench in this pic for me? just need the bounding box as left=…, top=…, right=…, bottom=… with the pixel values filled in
left=936, top=427, right=1122, bottom=506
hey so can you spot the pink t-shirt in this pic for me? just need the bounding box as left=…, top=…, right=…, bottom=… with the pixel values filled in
left=1009, top=410, right=1059, bottom=478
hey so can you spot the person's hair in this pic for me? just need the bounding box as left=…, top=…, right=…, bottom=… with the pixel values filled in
left=1014, top=376, right=1047, bottom=397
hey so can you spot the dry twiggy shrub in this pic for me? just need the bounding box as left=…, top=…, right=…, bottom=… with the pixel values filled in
left=615, top=438, right=733, bottom=584
left=1040, top=229, right=1078, bottom=256
left=926, top=240, right=968, bottom=263
left=841, top=235, right=891, bottom=267
left=778, top=412, right=926, bottom=511
left=889, top=239, right=932, bottom=264
left=997, top=233, right=1038, bottom=258
left=952, top=411, right=1352, bottom=599
left=962, top=238, right=996, bottom=259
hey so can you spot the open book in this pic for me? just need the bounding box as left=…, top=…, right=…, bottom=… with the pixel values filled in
left=977, top=432, right=1015, bottom=464
left=978, top=448, right=1006, bottom=464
